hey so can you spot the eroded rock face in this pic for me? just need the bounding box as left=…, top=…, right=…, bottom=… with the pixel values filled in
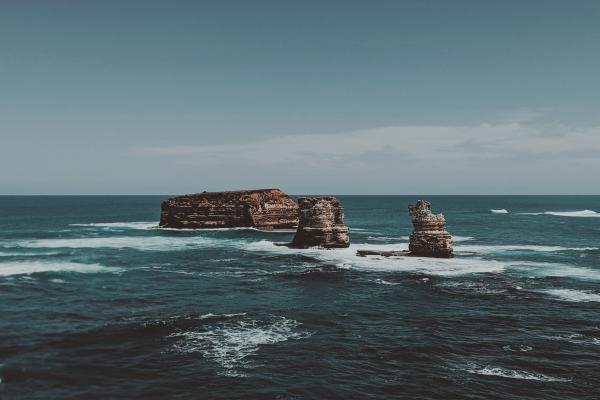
left=408, top=200, right=453, bottom=258
left=159, top=189, right=299, bottom=229
left=291, top=197, right=350, bottom=248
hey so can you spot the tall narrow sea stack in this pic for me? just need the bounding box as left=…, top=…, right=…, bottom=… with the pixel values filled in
left=291, top=197, right=350, bottom=248
left=159, top=189, right=299, bottom=229
left=408, top=200, right=453, bottom=258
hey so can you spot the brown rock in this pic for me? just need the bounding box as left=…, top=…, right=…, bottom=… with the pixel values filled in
left=408, top=200, right=453, bottom=258
left=290, top=197, right=350, bottom=248
left=159, top=189, right=299, bottom=229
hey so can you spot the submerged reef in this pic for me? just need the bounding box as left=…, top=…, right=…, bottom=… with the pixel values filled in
left=408, top=200, right=454, bottom=258
left=290, top=196, right=350, bottom=248
left=159, top=189, right=299, bottom=229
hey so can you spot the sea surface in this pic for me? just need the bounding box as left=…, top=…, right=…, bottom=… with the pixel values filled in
left=1, top=195, right=599, bottom=399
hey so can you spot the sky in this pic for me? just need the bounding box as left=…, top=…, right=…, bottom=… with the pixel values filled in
left=1, top=0, right=599, bottom=195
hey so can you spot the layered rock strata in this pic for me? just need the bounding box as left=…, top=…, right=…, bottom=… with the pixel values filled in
left=159, top=189, right=299, bottom=229
left=290, top=197, right=350, bottom=248
left=408, top=200, right=453, bottom=258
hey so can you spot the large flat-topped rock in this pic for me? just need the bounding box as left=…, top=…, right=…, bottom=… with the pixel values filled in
left=159, top=189, right=299, bottom=229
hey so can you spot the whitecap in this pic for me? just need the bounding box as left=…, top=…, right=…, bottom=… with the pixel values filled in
left=546, top=333, right=600, bottom=346
left=538, top=288, right=600, bottom=303
left=198, top=312, right=248, bottom=320
left=502, top=345, right=532, bottom=352
left=0, top=261, right=120, bottom=277
left=168, top=316, right=311, bottom=376
left=464, top=365, right=570, bottom=382
left=491, top=209, right=509, bottom=214
left=373, top=278, right=400, bottom=285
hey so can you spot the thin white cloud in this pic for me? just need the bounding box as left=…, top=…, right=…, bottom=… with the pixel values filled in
left=132, top=120, right=600, bottom=166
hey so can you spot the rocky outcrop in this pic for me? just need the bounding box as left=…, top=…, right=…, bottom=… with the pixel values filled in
left=159, top=189, right=299, bottom=229
left=290, top=197, right=350, bottom=248
left=408, top=200, right=453, bottom=258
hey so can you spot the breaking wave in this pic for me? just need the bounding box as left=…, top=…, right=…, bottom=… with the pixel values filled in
left=242, top=241, right=600, bottom=280
left=399, top=235, right=474, bottom=242
left=491, top=209, right=509, bottom=214
left=8, top=235, right=222, bottom=251
left=0, top=261, right=120, bottom=277
left=519, top=210, right=600, bottom=218
left=455, top=244, right=598, bottom=254
left=539, top=288, right=600, bottom=303
left=168, top=316, right=311, bottom=376
left=464, top=365, right=570, bottom=382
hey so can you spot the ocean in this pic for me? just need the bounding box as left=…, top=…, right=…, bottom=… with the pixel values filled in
left=0, top=195, right=599, bottom=399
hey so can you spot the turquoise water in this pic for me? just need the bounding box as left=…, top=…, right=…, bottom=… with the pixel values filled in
left=1, top=195, right=599, bottom=399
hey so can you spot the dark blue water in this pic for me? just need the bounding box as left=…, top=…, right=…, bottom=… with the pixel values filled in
left=1, top=196, right=599, bottom=399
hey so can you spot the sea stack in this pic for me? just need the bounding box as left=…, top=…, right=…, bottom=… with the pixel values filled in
left=290, top=197, right=350, bottom=248
left=159, top=189, right=299, bottom=229
left=408, top=200, right=453, bottom=258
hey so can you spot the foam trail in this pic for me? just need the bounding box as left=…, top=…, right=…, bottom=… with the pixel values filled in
left=491, top=209, right=509, bottom=214
left=0, top=251, right=63, bottom=257
left=10, top=236, right=222, bottom=251
left=539, top=289, right=600, bottom=303
left=0, top=261, right=120, bottom=276
left=464, top=365, right=570, bottom=382
left=518, top=210, right=600, bottom=218
left=510, top=261, right=600, bottom=281
left=456, top=244, right=598, bottom=253
left=544, top=210, right=600, bottom=218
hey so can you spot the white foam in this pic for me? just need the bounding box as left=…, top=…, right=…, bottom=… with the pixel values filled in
left=70, top=222, right=158, bottom=230
left=373, top=278, right=400, bottom=285
left=437, top=281, right=507, bottom=295
left=502, top=345, right=532, bottom=352
left=0, top=261, right=120, bottom=276
left=510, top=261, right=600, bottom=281
left=456, top=244, right=598, bottom=254
left=545, top=210, right=600, bottom=218
left=539, top=288, right=600, bottom=303
left=11, top=235, right=221, bottom=251
left=168, top=316, right=311, bottom=376
left=198, top=312, right=248, bottom=320
left=0, top=251, right=63, bottom=257
left=399, top=235, right=473, bottom=242
left=243, top=241, right=506, bottom=277
left=518, top=210, right=600, bottom=218
left=491, top=209, right=509, bottom=214
left=464, top=365, right=570, bottom=382
left=367, top=236, right=403, bottom=241
left=546, top=333, right=600, bottom=346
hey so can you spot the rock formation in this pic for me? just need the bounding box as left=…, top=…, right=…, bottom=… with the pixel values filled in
left=290, top=197, right=350, bottom=248
left=159, top=189, right=299, bottom=229
left=408, top=200, right=453, bottom=258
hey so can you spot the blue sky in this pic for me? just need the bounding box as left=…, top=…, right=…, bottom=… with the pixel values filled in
left=1, top=0, right=599, bottom=194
